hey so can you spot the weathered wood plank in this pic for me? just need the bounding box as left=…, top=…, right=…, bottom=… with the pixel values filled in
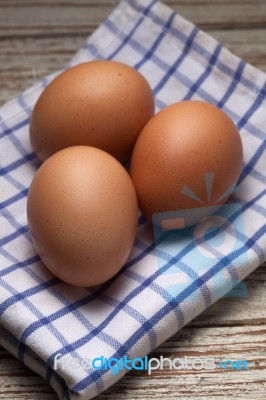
left=0, top=349, right=57, bottom=399
left=211, top=28, right=266, bottom=71
left=1, top=28, right=266, bottom=106
left=0, top=0, right=266, bottom=40
left=0, top=36, right=85, bottom=104
left=0, top=1, right=266, bottom=106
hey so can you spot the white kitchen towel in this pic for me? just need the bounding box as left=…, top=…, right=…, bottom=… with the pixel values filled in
left=0, top=0, right=265, bottom=399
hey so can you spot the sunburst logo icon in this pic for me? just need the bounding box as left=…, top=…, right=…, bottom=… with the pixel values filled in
left=154, top=172, right=239, bottom=231
left=181, top=172, right=238, bottom=206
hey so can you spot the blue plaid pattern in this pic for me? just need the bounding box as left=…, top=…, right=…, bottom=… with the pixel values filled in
left=0, top=0, right=265, bottom=398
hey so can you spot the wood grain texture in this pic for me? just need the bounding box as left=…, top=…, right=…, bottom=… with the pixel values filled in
left=1, top=0, right=266, bottom=104
left=0, top=0, right=266, bottom=399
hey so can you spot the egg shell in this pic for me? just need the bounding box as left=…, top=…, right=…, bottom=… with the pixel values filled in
left=30, top=60, right=154, bottom=163
left=27, top=146, right=138, bottom=287
left=130, top=100, right=243, bottom=225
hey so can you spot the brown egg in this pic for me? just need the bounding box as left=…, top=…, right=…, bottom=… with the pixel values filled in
left=27, top=146, right=138, bottom=287
left=130, top=101, right=243, bottom=227
left=30, top=60, right=154, bottom=163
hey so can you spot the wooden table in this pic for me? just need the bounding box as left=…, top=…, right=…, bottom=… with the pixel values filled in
left=0, top=0, right=266, bottom=398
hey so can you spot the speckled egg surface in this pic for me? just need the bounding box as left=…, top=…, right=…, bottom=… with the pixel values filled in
left=30, top=60, right=154, bottom=163
left=130, top=100, right=243, bottom=225
left=27, top=146, right=138, bottom=287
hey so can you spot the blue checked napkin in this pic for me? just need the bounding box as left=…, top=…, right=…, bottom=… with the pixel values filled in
left=0, top=0, right=266, bottom=398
